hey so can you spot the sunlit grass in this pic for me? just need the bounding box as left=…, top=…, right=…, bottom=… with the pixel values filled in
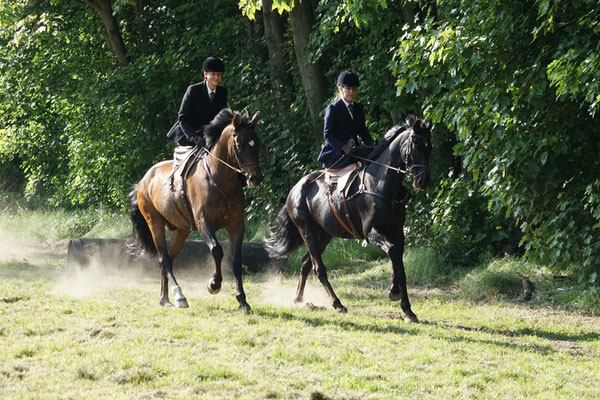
left=1, top=255, right=599, bottom=399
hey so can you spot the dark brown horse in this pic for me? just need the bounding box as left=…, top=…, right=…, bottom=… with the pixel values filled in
left=129, top=109, right=262, bottom=313
left=265, top=115, right=431, bottom=322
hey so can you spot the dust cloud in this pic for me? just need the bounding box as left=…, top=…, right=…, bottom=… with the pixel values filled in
left=54, top=242, right=219, bottom=300
left=260, top=272, right=331, bottom=309
left=0, top=228, right=52, bottom=262
left=53, top=258, right=154, bottom=299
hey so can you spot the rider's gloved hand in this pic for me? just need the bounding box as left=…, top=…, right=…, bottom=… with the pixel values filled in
left=342, top=139, right=355, bottom=155
left=191, top=135, right=205, bottom=147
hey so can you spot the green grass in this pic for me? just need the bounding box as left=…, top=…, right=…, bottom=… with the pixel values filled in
left=1, top=207, right=600, bottom=398
left=1, top=246, right=600, bottom=399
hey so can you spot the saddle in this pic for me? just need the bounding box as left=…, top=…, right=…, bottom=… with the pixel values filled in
left=173, top=146, right=201, bottom=180
left=324, top=163, right=359, bottom=198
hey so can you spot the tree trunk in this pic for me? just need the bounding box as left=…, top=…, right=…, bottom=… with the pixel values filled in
left=262, top=0, right=292, bottom=106
left=289, top=0, right=328, bottom=140
left=82, top=0, right=128, bottom=66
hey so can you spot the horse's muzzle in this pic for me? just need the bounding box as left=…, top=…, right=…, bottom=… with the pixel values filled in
left=412, top=171, right=430, bottom=190
left=246, top=170, right=263, bottom=188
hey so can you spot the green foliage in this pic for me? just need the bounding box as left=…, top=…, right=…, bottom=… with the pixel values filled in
left=2, top=0, right=600, bottom=292
left=410, top=174, right=521, bottom=265
left=391, top=0, right=600, bottom=286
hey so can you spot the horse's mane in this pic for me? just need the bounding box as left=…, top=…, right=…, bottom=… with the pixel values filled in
left=204, top=108, right=255, bottom=149
left=204, top=108, right=233, bottom=149
left=367, top=114, right=419, bottom=160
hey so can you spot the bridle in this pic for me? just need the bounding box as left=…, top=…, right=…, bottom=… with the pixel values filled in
left=400, top=132, right=430, bottom=181
left=202, top=127, right=260, bottom=178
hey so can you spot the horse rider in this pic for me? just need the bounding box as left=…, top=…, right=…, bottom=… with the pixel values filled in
left=317, top=70, right=375, bottom=170
left=167, top=56, right=228, bottom=147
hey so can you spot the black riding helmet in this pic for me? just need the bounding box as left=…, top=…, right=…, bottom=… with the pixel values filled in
left=337, top=70, right=360, bottom=87
left=203, top=56, right=225, bottom=73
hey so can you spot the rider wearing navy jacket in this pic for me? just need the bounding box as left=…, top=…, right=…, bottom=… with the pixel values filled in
left=167, top=56, right=228, bottom=147
left=317, top=70, right=375, bottom=170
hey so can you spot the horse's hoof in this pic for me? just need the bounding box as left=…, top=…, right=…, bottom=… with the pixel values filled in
left=207, top=280, right=221, bottom=295
left=404, top=313, right=419, bottom=323
left=159, top=299, right=174, bottom=308
left=238, top=304, right=251, bottom=314
left=175, top=298, right=189, bottom=308
left=294, top=297, right=304, bottom=305
left=333, top=302, right=348, bottom=313
left=387, top=286, right=401, bottom=302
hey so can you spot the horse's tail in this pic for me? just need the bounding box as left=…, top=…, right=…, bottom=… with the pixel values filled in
left=264, top=205, right=303, bottom=259
left=128, top=183, right=157, bottom=256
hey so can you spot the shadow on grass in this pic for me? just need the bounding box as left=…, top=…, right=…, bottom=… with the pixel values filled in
left=254, top=307, right=418, bottom=337
left=254, top=304, right=599, bottom=357
left=423, top=319, right=600, bottom=343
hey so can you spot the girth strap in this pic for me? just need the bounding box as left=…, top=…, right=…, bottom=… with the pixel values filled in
left=169, top=173, right=196, bottom=231
left=327, top=187, right=361, bottom=239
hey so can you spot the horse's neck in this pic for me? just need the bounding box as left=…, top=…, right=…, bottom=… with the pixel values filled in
left=203, top=128, right=239, bottom=187
left=363, top=130, right=409, bottom=193
left=211, top=130, right=233, bottom=163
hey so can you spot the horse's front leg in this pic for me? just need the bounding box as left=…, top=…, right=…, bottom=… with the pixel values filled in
left=197, top=222, right=224, bottom=296
left=368, top=228, right=418, bottom=323
left=227, top=220, right=251, bottom=314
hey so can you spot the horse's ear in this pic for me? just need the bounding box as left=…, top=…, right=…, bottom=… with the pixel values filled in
left=232, top=113, right=241, bottom=130
left=413, top=119, right=422, bottom=130
left=251, top=111, right=261, bottom=127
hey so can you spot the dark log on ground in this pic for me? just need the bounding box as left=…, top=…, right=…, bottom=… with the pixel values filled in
left=67, top=238, right=282, bottom=273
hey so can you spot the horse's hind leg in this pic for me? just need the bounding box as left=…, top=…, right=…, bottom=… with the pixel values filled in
left=294, top=253, right=312, bottom=304
left=158, top=228, right=191, bottom=307
left=227, top=221, right=251, bottom=314
left=368, top=228, right=418, bottom=323
left=146, top=216, right=189, bottom=308
left=297, top=227, right=346, bottom=313
left=295, top=235, right=331, bottom=304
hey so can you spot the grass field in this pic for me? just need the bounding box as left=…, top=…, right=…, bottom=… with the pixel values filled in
left=1, top=229, right=599, bottom=400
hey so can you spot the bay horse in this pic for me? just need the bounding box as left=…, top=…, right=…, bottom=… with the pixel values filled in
left=129, top=109, right=262, bottom=313
left=265, top=115, right=431, bottom=322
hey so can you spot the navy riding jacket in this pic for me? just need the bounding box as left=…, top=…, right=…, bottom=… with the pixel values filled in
left=317, top=98, right=374, bottom=169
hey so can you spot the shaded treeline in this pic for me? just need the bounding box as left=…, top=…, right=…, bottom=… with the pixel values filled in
left=0, top=0, right=598, bottom=287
